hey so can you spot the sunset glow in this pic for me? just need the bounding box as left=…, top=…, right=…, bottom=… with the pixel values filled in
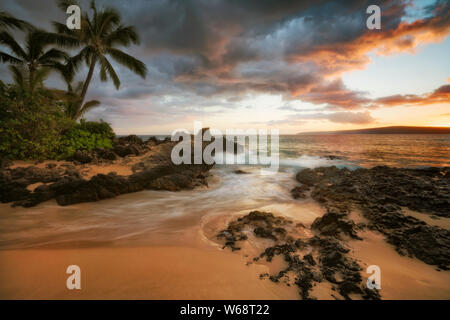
left=1, top=0, right=449, bottom=134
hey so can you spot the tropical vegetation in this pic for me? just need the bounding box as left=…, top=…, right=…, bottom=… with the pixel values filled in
left=0, top=1, right=147, bottom=160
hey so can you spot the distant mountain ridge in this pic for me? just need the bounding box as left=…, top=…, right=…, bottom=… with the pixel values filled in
left=298, top=126, right=450, bottom=135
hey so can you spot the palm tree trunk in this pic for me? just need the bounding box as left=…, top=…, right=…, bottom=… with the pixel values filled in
left=29, top=66, right=35, bottom=95
left=79, top=57, right=97, bottom=108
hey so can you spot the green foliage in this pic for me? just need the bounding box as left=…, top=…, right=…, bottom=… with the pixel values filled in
left=0, top=85, right=73, bottom=160
left=58, top=120, right=115, bottom=159
left=0, top=85, right=115, bottom=160
left=0, top=5, right=141, bottom=161
left=50, top=0, right=147, bottom=111
left=61, top=80, right=101, bottom=120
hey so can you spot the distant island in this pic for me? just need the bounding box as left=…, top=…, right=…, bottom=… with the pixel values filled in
left=298, top=126, right=450, bottom=135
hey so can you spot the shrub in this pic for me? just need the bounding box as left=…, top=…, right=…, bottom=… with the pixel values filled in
left=75, top=119, right=115, bottom=140
left=0, top=86, right=74, bottom=160
left=58, top=120, right=115, bottom=159
left=0, top=86, right=116, bottom=160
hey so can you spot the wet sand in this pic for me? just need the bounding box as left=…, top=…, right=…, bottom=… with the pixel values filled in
left=0, top=246, right=299, bottom=300
left=349, top=229, right=450, bottom=300
left=402, top=208, right=450, bottom=230
left=1, top=166, right=449, bottom=300
left=0, top=185, right=316, bottom=300
left=1, top=205, right=449, bottom=300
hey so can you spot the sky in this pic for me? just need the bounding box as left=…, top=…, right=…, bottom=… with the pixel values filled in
left=0, top=0, right=449, bottom=134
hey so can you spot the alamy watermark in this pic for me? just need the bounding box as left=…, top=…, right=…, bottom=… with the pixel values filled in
left=366, top=265, right=381, bottom=290
left=170, top=121, right=279, bottom=175
left=66, top=4, right=381, bottom=31
left=66, top=265, right=81, bottom=290
left=66, top=5, right=81, bottom=30
left=366, top=5, right=381, bottom=30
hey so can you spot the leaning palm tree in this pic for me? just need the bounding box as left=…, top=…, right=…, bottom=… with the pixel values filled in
left=0, top=30, right=70, bottom=89
left=61, top=80, right=101, bottom=120
left=0, top=11, right=33, bottom=31
left=49, top=0, right=147, bottom=109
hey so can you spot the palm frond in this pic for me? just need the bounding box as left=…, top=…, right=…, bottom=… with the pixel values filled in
left=0, top=11, right=34, bottom=31
left=35, top=29, right=80, bottom=48
left=26, top=31, right=46, bottom=61
left=0, top=51, right=23, bottom=64
left=52, top=21, right=76, bottom=36
left=99, top=56, right=108, bottom=82
left=69, top=45, right=93, bottom=72
left=104, top=25, right=139, bottom=46
left=0, top=79, right=6, bottom=94
left=9, top=65, right=26, bottom=89
left=97, top=8, right=121, bottom=36
left=106, top=48, right=147, bottom=79
left=90, top=0, right=98, bottom=31
left=77, top=99, right=100, bottom=118
left=53, top=61, right=75, bottom=83
left=49, top=1, right=147, bottom=109
left=99, top=55, right=120, bottom=88
left=30, top=67, right=51, bottom=92
left=0, top=31, right=27, bottom=59
left=56, top=0, right=79, bottom=12
left=38, top=48, right=70, bottom=64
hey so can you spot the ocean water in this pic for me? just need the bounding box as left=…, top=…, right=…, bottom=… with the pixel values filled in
left=277, top=134, right=450, bottom=168
left=139, top=134, right=449, bottom=168
left=0, top=134, right=448, bottom=249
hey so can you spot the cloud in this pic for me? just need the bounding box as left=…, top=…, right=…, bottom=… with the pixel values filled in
left=0, top=0, right=448, bottom=131
left=294, top=81, right=450, bottom=110
left=298, top=79, right=371, bottom=109
left=287, top=1, right=450, bottom=75
left=261, top=110, right=376, bottom=126
left=297, top=111, right=375, bottom=124
left=374, top=84, right=450, bottom=107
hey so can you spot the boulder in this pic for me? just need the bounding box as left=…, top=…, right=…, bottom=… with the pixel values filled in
left=290, top=184, right=310, bottom=199
left=71, top=150, right=93, bottom=164
left=311, top=211, right=360, bottom=239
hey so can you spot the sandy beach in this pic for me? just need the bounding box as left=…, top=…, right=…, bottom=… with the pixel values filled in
left=349, top=230, right=450, bottom=300
left=0, top=136, right=449, bottom=300
left=1, top=189, right=449, bottom=300
left=0, top=246, right=300, bottom=300
left=1, top=0, right=449, bottom=306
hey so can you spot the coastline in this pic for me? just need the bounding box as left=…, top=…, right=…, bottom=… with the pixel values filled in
left=0, top=0, right=448, bottom=305
left=0, top=135, right=213, bottom=208
left=0, top=198, right=448, bottom=300
left=0, top=138, right=449, bottom=300
left=0, top=246, right=298, bottom=300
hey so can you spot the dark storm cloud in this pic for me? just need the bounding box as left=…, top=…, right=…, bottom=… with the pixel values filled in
left=1, top=0, right=449, bottom=126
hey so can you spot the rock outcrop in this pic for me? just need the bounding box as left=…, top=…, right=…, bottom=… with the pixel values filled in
left=293, top=166, right=450, bottom=269
left=1, top=136, right=213, bottom=207
left=216, top=211, right=380, bottom=300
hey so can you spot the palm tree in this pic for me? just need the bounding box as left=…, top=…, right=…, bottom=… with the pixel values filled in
left=9, top=64, right=52, bottom=96
left=0, top=11, right=33, bottom=31
left=49, top=0, right=147, bottom=109
left=0, top=79, right=6, bottom=95
left=0, top=30, right=70, bottom=91
left=60, top=80, right=101, bottom=120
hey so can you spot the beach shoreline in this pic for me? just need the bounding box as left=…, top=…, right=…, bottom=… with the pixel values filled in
left=1, top=205, right=448, bottom=300
left=0, top=139, right=449, bottom=300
